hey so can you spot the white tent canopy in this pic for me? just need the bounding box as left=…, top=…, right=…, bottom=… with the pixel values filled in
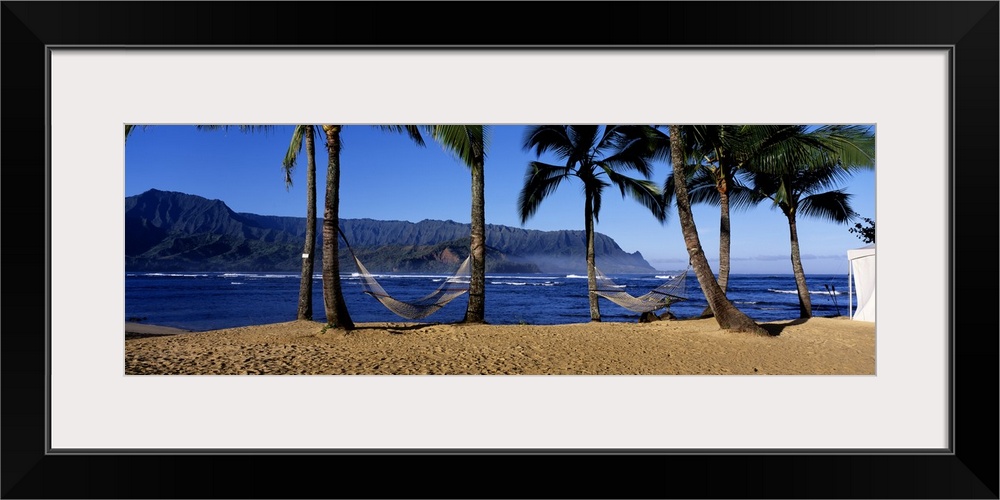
left=847, top=244, right=876, bottom=321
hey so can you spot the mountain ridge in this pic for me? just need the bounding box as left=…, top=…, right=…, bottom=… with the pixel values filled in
left=125, top=189, right=656, bottom=274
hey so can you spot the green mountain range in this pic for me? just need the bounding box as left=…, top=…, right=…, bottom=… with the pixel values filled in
left=125, top=189, right=656, bottom=274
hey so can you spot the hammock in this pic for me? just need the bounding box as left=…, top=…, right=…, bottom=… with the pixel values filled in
left=339, top=228, right=471, bottom=320
left=592, top=267, right=690, bottom=314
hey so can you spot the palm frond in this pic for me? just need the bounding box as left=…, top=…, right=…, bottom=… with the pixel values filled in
left=603, top=169, right=667, bottom=223
left=124, top=124, right=149, bottom=143
left=523, top=125, right=575, bottom=159
left=725, top=180, right=762, bottom=212
left=798, top=189, right=855, bottom=223
left=742, top=125, right=828, bottom=174
left=569, top=125, right=601, bottom=158
left=376, top=125, right=426, bottom=147
left=482, top=125, right=492, bottom=159
left=195, top=125, right=276, bottom=135
left=796, top=159, right=857, bottom=193
left=427, top=125, right=485, bottom=168
left=745, top=124, right=875, bottom=175
left=746, top=170, right=784, bottom=205
left=661, top=160, right=700, bottom=207
left=644, top=125, right=675, bottom=165
left=590, top=184, right=603, bottom=223
left=282, top=125, right=309, bottom=188
left=810, top=125, right=876, bottom=170
left=595, top=126, right=656, bottom=177
left=517, top=162, right=571, bottom=223
left=685, top=168, right=722, bottom=206
left=600, top=128, right=656, bottom=178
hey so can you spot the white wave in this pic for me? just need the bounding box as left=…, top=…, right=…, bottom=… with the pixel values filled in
left=220, top=273, right=295, bottom=279
left=654, top=275, right=676, bottom=279
left=351, top=273, right=455, bottom=280
left=565, top=274, right=588, bottom=279
left=230, top=282, right=245, bottom=285
left=145, top=273, right=210, bottom=278
left=768, top=288, right=843, bottom=295
left=490, top=280, right=561, bottom=287
left=487, top=275, right=560, bottom=280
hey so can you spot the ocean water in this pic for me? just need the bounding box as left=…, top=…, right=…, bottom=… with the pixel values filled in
left=125, top=271, right=857, bottom=331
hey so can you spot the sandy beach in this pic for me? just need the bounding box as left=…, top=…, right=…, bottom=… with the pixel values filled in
left=125, top=317, right=875, bottom=375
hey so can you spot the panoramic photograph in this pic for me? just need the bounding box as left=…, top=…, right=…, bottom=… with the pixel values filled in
left=124, top=124, right=876, bottom=375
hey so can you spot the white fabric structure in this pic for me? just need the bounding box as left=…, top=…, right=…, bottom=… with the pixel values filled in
left=847, top=244, right=876, bottom=322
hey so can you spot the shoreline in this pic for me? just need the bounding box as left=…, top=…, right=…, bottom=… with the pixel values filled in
left=124, top=322, right=194, bottom=340
left=125, top=317, right=875, bottom=375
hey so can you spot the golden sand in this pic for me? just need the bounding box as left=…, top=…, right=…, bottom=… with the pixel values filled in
left=125, top=317, right=875, bottom=375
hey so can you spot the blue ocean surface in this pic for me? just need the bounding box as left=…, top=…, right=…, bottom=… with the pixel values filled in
left=125, top=271, right=856, bottom=331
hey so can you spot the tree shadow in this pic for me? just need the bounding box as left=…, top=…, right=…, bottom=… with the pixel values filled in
left=352, top=322, right=440, bottom=333
left=759, top=318, right=810, bottom=336
left=354, top=323, right=441, bottom=330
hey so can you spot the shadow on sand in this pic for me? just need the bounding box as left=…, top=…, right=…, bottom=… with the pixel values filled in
left=760, top=318, right=810, bottom=336
left=352, top=322, right=443, bottom=334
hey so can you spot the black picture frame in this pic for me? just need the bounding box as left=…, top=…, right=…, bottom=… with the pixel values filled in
left=3, top=2, right=997, bottom=498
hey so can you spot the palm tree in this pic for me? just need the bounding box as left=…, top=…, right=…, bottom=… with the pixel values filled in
left=664, top=125, right=768, bottom=335
left=319, top=125, right=425, bottom=331
left=660, top=125, right=761, bottom=317
left=159, top=124, right=428, bottom=330
left=193, top=124, right=353, bottom=328
left=518, top=125, right=667, bottom=322
left=193, top=125, right=333, bottom=323
left=318, top=125, right=354, bottom=329
left=745, top=128, right=875, bottom=318
left=424, top=125, right=489, bottom=324
left=662, top=125, right=876, bottom=318
left=282, top=126, right=322, bottom=321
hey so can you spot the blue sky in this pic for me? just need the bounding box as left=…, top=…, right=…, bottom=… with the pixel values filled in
left=125, top=125, right=875, bottom=274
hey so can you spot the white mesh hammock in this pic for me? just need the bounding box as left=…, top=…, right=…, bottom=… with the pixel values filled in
left=592, top=266, right=690, bottom=314
left=351, top=254, right=471, bottom=320
left=339, top=228, right=471, bottom=320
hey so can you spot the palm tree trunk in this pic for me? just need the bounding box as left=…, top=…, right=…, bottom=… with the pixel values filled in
left=296, top=128, right=316, bottom=320
left=668, top=126, right=766, bottom=335
left=463, top=156, right=487, bottom=323
left=785, top=210, right=812, bottom=318
left=585, top=192, right=601, bottom=322
left=321, top=125, right=354, bottom=330
left=719, top=172, right=732, bottom=293
left=701, top=178, right=733, bottom=319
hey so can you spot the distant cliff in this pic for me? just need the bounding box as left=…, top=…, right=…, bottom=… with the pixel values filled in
left=125, top=189, right=656, bottom=273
